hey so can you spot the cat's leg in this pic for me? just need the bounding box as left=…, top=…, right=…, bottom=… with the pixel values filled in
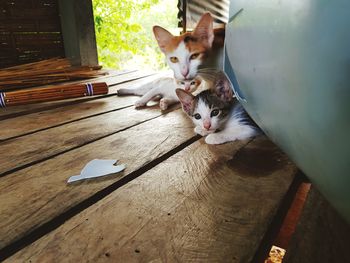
left=117, top=81, right=154, bottom=96
left=134, top=88, right=160, bottom=108
left=205, top=125, right=257, bottom=145
left=159, top=97, right=179, bottom=110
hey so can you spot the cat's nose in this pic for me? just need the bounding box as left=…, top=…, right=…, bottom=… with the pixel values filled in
left=204, top=122, right=211, bottom=130
left=181, top=68, right=189, bottom=78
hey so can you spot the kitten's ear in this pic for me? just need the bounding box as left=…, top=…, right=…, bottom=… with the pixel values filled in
left=215, top=74, right=234, bottom=102
left=176, top=88, right=195, bottom=115
left=153, top=26, right=174, bottom=53
left=192, top=12, right=214, bottom=49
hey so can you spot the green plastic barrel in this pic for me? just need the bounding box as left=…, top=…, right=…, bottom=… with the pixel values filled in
left=224, top=0, right=350, bottom=222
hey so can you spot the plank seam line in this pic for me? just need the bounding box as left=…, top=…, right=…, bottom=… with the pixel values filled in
left=0, top=73, right=156, bottom=121
left=251, top=171, right=308, bottom=263
left=98, top=69, right=138, bottom=79
left=0, top=135, right=201, bottom=260
left=0, top=113, right=165, bottom=178
left=0, top=104, right=135, bottom=142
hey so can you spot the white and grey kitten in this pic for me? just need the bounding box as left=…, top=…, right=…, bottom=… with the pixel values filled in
left=176, top=71, right=259, bottom=144
left=117, top=77, right=201, bottom=110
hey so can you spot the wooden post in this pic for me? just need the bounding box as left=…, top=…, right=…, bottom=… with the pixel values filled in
left=58, top=0, right=99, bottom=66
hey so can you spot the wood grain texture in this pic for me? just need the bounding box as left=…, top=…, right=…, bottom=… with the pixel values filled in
left=0, top=103, right=170, bottom=175
left=284, top=186, right=350, bottom=263
left=6, top=137, right=298, bottom=262
left=0, top=73, right=167, bottom=141
left=0, top=69, right=156, bottom=119
left=0, top=110, right=196, bottom=249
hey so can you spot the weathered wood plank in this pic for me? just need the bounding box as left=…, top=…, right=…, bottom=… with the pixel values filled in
left=0, top=73, right=167, bottom=141
left=0, top=100, right=178, bottom=176
left=0, top=69, right=156, bottom=119
left=284, top=186, right=350, bottom=263
left=0, top=110, right=196, bottom=250
left=5, top=137, right=297, bottom=262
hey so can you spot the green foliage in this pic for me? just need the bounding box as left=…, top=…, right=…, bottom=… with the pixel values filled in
left=92, top=0, right=179, bottom=70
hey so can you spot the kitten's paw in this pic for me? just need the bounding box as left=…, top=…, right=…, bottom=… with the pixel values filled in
left=194, top=126, right=211, bottom=136
left=159, top=98, right=169, bottom=110
left=134, top=100, right=146, bottom=108
left=194, top=126, right=205, bottom=136
left=205, top=134, right=228, bottom=145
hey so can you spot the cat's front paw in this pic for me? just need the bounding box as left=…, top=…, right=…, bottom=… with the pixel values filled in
left=205, top=134, right=227, bottom=145
left=194, top=126, right=207, bottom=136
left=194, top=126, right=212, bottom=136
left=159, top=98, right=169, bottom=110
left=134, top=100, right=146, bottom=108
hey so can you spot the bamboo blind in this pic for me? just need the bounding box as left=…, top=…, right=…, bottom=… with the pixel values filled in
left=0, top=0, right=64, bottom=69
left=178, top=0, right=230, bottom=30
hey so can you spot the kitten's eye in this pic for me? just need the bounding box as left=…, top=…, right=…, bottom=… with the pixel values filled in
left=170, top=57, right=178, bottom=63
left=190, top=53, right=199, bottom=60
left=190, top=81, right=196, bottom=85
left=193, top=113, right=201, bottom=120
left=211, top=109, right=220, bottom=117
left=180, top=81, right=185, bottom=85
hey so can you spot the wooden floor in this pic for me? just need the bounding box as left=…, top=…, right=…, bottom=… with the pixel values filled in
left=0, top=70, right=301, bottom=262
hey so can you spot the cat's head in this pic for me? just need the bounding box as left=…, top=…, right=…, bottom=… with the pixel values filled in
left=175, top=77, right=201, bottom=93
left=153, top=13, right=214, bottom=80
left=176, top=72, right=234, bottom=134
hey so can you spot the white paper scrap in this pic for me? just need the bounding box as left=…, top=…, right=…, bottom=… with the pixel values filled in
left=67, top=159, right=126, bottom=183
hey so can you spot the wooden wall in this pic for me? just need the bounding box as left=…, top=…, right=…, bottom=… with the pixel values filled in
left=0, top=0, right=65, bottom=68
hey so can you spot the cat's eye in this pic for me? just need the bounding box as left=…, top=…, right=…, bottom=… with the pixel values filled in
left=193, top=113, right=201, bottom=120
left=180, top=81, right=185, bottom=85
left=190, top=53, right=199, bottom=60
left=170, top=57, right=178, bottom=63
left=211, top=109, right=220, bottom=117
left=190, top=81, right=196, bottom=85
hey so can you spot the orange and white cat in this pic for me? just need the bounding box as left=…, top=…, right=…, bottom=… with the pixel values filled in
left=153, top=12, right=214, bottom=80
left=118, top=13, right=220, bottom=110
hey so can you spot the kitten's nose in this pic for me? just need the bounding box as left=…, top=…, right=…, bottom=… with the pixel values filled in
left=204, top=121, right=211, bottom=130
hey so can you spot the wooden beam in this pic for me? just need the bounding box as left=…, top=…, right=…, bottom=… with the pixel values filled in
left=58, top=0, right=98, bottom=66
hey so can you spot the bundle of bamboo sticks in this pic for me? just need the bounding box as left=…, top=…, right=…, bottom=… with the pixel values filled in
left=0, top=82, right=108, bottom=107
left=0, top=58, right=108, bottom=92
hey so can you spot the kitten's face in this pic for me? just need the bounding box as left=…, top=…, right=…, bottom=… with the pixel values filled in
left=153, top=13, right=214, bottom=80
left=176, top=90, right=232, bottom=134
left=176, top=78, right=201, bottom=93
left=191, top=93, right=230, bottom=134
left=176, top=72, right=234, bottom=134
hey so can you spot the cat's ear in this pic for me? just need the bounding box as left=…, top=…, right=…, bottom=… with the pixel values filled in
left=192, top=12, right=214, bottom=49
left=153, top=26, right=174, bottom=53
left=214, top=74, right=234, bottom=102
left=176, top=88, right=195, bottom=115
